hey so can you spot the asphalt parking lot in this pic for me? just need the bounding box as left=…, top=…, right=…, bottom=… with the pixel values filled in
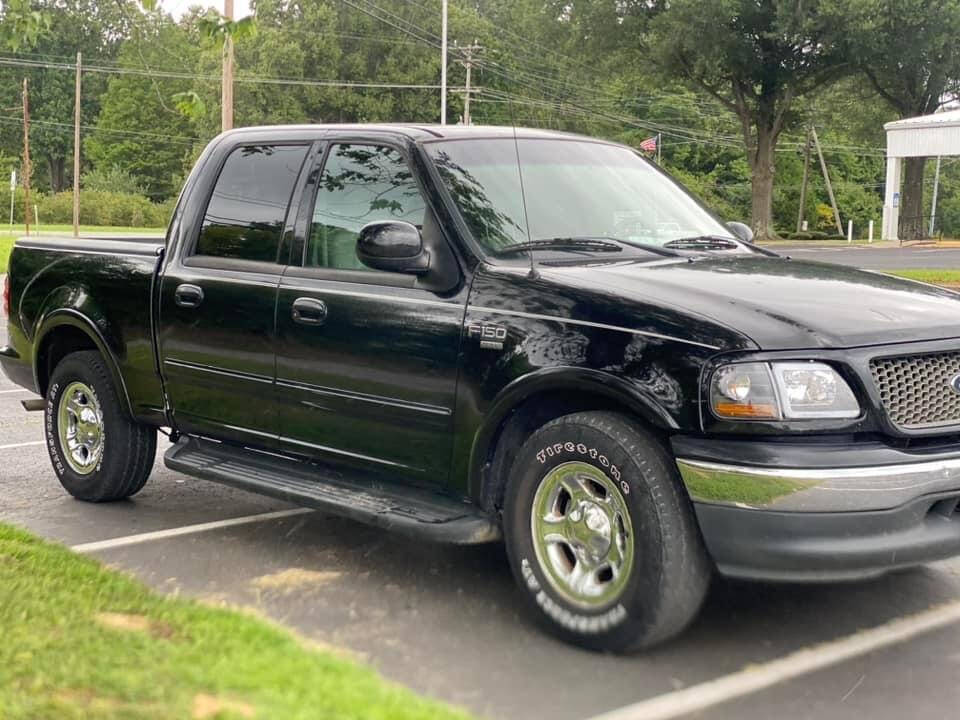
left=3, top=259, right=960, bottom=720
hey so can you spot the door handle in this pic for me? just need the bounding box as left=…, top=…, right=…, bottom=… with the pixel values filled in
left=292, top=297, right=328, bottom=326
left=174, top=283, right=204, bottom=308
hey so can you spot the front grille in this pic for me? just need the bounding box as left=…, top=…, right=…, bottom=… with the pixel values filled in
left=871, top=351, right=960, bottom=429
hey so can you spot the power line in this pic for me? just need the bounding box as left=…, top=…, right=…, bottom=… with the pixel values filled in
left=0, top=56, right=457, bottom=90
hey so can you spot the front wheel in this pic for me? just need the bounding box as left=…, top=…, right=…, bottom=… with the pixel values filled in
left=503, top=411, right=711, bottom=652
left=45, top=350, right=156, bottom=502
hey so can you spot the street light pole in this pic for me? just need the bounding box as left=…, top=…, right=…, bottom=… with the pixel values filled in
left=440, top=0, right=447, bottom=125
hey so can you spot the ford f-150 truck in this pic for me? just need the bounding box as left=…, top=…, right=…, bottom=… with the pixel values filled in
left=5, top=124, right=960, bottom=652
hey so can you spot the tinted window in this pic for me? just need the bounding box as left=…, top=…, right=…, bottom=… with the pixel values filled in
left=196, top=144, right=308, bottom=263
left=307, top=144, right=426, bottom=269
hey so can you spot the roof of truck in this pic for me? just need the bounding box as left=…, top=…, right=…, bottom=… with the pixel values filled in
left=222, top=123, right=596, bottom=142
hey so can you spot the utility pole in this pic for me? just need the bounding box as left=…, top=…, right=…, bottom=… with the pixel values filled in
left=811, top=126, right=843, bottom=237
left=930, top=155, right=942, bottom=237
left=458, top=40, right=481, bottom=125
left=440, top=0, right=448, bottom=125
left=22, top=78, right=31, bottom=237
left=221, top=0, right=234, bottom=132
left=796, top=128, right=811, bottom=233
left=73, top=51, right=81, bottom=238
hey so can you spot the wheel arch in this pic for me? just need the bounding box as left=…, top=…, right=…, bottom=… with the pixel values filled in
left=470, top=367, right=679, bottom=513
left=33, top=310, right=133, bottom=418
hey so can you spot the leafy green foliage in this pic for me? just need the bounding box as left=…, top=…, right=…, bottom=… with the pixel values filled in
left=0, top=0, right=953, bottom=239
left=81, top=165, right=146, bottom=195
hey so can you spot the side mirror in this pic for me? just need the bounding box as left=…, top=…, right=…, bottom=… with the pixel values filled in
left=357, top=221, right=430, bottom=275
left=726, top=221, right=754, bottom=244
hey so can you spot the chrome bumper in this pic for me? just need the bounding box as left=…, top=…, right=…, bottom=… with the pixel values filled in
left=676, top=457, right=960, bottom=512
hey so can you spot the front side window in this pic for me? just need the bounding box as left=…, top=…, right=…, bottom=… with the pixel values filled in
left=307, top=144, right=426, bottom=269
left=425, top=138, right=735, bottom=254
left=195, top=144, right=308, bottom=263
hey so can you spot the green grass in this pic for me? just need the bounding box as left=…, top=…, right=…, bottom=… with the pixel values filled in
left=885, top=269, right=960, bottom=286
left=0, top=523, right=473, bottom=720
left=1, top=235, right=12, bottom=273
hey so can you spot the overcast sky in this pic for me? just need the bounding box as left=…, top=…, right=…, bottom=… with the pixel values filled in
left=161, top=0, right=252, bottom=19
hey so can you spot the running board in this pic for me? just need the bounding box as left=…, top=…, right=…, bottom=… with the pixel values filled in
left=163, top=436, right=500, bottom=544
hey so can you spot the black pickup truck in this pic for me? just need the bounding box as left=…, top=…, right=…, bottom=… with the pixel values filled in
left=5, top=124, right=960, bottom=651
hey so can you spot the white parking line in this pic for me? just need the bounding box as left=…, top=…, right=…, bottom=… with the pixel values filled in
left=70, top=508, right=315, bottom=553
left=0, top=440, right=44, bottom=450
left=587, top=600, right=960, bottom=720
left=0, top=388, right=32, bottom=394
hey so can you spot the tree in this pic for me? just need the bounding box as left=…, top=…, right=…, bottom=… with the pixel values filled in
left=85, top=10, right=199, bottom=199
left=647, top=0, right=850, bottom=241
left=839, top=0, right=960, bottom=239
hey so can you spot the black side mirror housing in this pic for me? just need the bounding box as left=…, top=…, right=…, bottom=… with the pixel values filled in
left=357, top=221, right=431, bottom=275
left=726, top=221, right=754, bottom=244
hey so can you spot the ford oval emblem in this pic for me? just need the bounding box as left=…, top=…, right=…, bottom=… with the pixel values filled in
left=951, top=374, right=960, bottom=395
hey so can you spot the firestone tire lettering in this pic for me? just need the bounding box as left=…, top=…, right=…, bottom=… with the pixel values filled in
left=535, top=439, right=625, bottom=490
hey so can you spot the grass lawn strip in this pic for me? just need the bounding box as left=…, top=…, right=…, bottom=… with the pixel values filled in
left=885, top=269, right=960, bottom=288
left=0, top=523, right=473, bottom=720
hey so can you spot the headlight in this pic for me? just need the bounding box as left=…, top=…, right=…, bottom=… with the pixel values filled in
left=710, top=361, right=860, bottom=421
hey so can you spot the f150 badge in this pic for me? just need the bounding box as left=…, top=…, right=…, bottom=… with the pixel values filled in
left=468, top=323, right=507, bottom=350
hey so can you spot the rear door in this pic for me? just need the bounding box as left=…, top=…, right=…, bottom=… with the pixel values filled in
left=159, top=141, right=312, bottom=446
left=274, top=139, right=467, bottom=486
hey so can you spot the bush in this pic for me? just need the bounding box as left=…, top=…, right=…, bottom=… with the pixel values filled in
left=26, top=190, right=173, bottom=228
left=779, top=230, right=832, bottom=240
left=81, top=166, right=147, bottom=195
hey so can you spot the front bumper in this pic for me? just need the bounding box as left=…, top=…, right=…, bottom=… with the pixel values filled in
left=673, top=437, right=960, bottom=581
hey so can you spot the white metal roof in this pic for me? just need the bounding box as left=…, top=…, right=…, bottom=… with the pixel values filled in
left=885, top=109, right=960, bottom=157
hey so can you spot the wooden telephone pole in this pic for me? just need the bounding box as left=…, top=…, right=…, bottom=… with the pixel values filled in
left=22, top=78, right=31, bottom=237
left=811, top=126, right=844, bottom=237
left=73, top=52, right=81, bottom=238
left=458, top=41, right=481, bottom=125
left=221, top=0, right=234, bottom=131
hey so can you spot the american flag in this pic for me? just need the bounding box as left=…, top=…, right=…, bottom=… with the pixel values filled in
left=639, top=136, right=658, bottom=153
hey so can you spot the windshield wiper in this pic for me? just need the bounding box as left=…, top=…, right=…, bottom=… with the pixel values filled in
left=662, top=235, right=740, bottom=250
left=494, top=237, right=624, bottom=255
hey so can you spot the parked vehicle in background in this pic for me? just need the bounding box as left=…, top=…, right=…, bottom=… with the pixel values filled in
left=5, top=125, right=960, bottom=651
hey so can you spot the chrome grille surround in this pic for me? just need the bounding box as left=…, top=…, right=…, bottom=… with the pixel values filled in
left=870, top=351, right=960, bottom=429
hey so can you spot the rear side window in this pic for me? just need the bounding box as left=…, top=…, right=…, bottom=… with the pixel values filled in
left=195, top=144, right=308, bottom=263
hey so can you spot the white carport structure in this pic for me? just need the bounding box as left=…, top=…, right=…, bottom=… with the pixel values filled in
left=883, top=109, right=960, bottom=240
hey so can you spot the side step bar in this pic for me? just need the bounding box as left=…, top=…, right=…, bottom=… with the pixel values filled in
left=164, top=436, right=501, bottom=545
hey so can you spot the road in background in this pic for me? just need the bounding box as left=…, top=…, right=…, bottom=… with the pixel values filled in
left=770, top=244, right=960, bottom=269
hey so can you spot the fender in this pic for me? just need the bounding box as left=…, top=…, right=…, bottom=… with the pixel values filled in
left=30, top=289, right=134, bottom=418
left=467, top=366, right=681, bottom=499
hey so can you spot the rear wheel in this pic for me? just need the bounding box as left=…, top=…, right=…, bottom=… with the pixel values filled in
left=45, top=350, right=156, bottom=502
left=503, top=411, right=711, bottom=652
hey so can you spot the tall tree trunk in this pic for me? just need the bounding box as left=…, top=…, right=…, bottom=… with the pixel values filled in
left=47, top=155, right=66, bottom=193
left=899, top=156, right=925, bottom=240
left=748, top=123, right=777, bottom=242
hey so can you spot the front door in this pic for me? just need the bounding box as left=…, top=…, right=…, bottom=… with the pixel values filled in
left=275, top=141, right=466, bottom=486
left=159, top=142, right=311, bottom=446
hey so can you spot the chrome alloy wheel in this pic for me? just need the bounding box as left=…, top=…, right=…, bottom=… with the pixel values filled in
left=531, top=461, right=635, bottom=609
left=57, top=381, right=104, bottom=475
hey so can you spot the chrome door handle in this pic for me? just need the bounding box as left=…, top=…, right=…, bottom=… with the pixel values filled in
left=292, top=297, right=328, bottom=326
left=174, top=283, right=204, bottom=308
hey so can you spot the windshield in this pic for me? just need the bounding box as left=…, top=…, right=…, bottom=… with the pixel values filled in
left=424, top=138, right=736, bottom=255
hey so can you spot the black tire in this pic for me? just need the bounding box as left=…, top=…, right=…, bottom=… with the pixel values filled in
left=45, top=350, right=156, bottom=502
left=503, top=411, right=711, bottom=652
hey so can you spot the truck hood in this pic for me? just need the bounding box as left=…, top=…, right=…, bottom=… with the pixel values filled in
left=540, top=255, right=960, bottom=350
